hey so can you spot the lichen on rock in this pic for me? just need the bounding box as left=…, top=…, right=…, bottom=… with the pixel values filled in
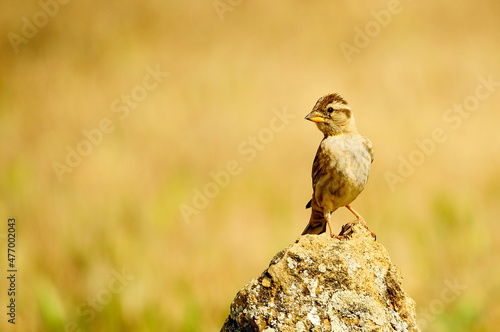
left=221, top=222, right=420, bottom=332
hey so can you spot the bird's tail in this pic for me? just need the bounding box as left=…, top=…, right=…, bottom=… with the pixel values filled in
left=302, top=206, right=326, bottom=235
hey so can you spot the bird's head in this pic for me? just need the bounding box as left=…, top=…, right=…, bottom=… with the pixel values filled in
left=305, top=93, right=358, bottom=137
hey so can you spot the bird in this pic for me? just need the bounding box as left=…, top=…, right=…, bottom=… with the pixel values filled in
left=302, top=93, right=376, bottom=239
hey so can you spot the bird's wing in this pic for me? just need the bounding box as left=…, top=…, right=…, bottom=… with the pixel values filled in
left=311, top=145, right=325, bottom=185
left=306, top=143, right=330, bottom=208
left=306, top=145, right=324, bottom=209
left=363, top=136, right=374, bottom=163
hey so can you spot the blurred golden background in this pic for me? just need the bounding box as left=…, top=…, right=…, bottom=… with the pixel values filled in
left=1, top=0, right=500, bottom=331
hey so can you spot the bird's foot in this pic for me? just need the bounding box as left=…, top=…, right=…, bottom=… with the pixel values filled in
left=327, top=223, right=347, bottom=240
left=367, top=229, right=377, bottom=240
left=330, top=232, right=347, bottom=240
left=356, top=220, right=377, bottom=240
left=345, top=205, right=376, bottom=240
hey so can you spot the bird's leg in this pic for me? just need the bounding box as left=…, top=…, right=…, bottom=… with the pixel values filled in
left=325, top=213, right=345, bottom=240
left=345, top=205, right=376, bottom=240
left=345, top=205, right=362, bottom=220
left=325, top=213, right=334, bottom=238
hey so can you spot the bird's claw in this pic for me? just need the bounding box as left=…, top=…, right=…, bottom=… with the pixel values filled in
left=359, top=222, right=377, bottom=241
left=330, top=232, right=347, bottom=240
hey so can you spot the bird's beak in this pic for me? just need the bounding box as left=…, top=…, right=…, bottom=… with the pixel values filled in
left=305, top=112, right=326, bottom=123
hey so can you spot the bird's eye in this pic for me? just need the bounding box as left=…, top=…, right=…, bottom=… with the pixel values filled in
left=327, top=107, right=334, bottom=113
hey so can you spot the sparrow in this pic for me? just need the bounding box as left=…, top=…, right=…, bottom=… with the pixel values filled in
left=302, top=93, right=376, bottom=239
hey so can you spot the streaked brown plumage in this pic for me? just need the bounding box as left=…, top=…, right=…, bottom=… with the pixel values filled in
left=302, top=93, right=376, bottom=239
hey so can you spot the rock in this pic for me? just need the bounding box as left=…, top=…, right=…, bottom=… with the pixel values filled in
left=221, top=222, right=420, bottom=332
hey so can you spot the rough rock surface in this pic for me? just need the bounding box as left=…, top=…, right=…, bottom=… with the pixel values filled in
left=221, top=223, right=420, bottom=332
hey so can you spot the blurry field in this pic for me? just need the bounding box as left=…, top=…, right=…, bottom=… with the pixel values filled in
left=1, top=0, right=500, bottom=331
